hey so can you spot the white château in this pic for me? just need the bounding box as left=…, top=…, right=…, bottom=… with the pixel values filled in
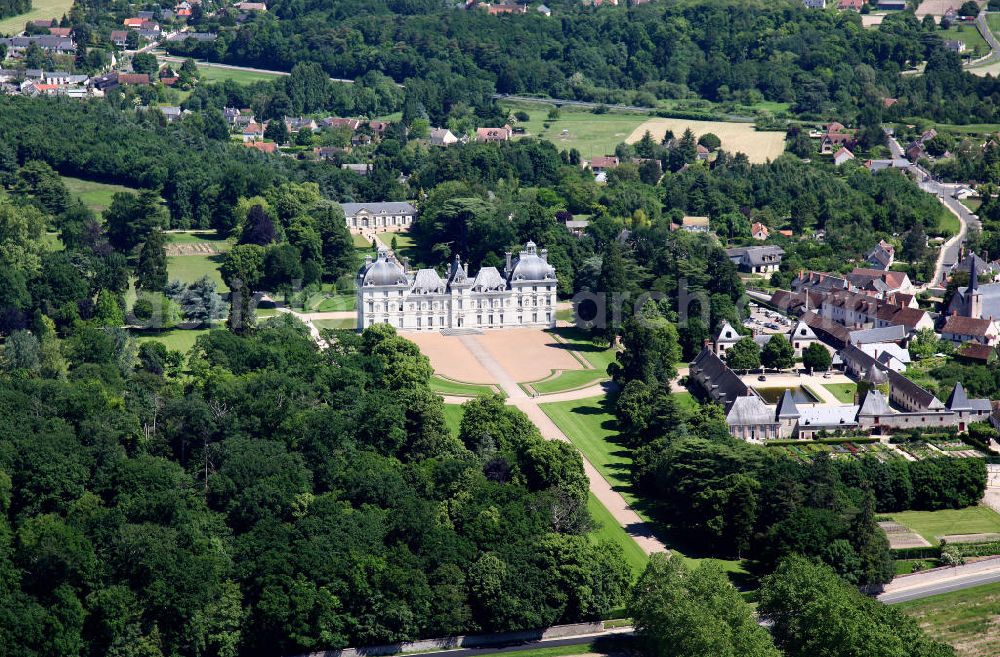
left=356, top=241, right=558, bottom=331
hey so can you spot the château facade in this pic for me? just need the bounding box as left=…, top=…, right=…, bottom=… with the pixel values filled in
left=356, top=242, right=558, bottom=331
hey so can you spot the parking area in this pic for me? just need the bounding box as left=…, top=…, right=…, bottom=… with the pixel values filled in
left=743, top=302, right=793, bottom=335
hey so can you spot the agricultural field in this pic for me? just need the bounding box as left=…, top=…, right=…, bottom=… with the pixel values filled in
left=0, top=0, right=73, bottom=34
left=508, top=106, right=649, bottom=160
left=61, top=176, right=139, bottom=214
left=887, top=506, right=1000, bottom=546
left=898, top=581, right=1000, bottom=657
left=626, top=117, right=786, bottom=163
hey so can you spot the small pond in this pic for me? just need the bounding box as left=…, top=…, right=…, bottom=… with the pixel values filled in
left=755, top=386, right=820, bottom=405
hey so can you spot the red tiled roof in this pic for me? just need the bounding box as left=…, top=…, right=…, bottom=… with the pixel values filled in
left=117, top=73, right=150, bottom=85
left=957, top=342, right=994, bottom=361
left=590, top=156, right=619, bottom=169
left=244, top=141, right=277, bottom=153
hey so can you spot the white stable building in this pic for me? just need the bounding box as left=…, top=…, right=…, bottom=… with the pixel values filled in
left=342, top=202, right=417, bottom=229
left=356, top=242, right=558, bottom=331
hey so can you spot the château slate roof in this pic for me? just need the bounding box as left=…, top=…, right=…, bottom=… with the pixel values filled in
left=726, top=395, right=775, bottom=426
left=887, top=369, right=944, bottom=410
left=690, top=348, right=751, bottom=410
left=776, top=389, right=800, bottom=419
left=471, top=266, right=507, bottom=291
left=858, top=389, right=891, bottom=416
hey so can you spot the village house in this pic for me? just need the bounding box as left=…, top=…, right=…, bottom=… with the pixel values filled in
left=241, top=122, right=265, bottom=142
left=284, top=116, right=318, bottom=133
left=0, top=36, right=76, bottom=56
left=429, top=127, right=458, bottom=146
left=820, top=122, right=857, bottom=154
left=234, top=1, right=267, bottom=10
left=865, top=239, right=895, bottom=270
left=244, top=141, right=277, bottom=154
left=725, top=245, right=785, bottom=273
left=476, top=125, right=513, bottom=143
left=481, top=1, right=528, bottom=13
left=838, top=0, right=864, bottom=8
left=679, top=216, right=710, bottom=233
left=940, top=315, right=1000, bottom=346
left=589, top=156, right=619, bottom=173
left=833, top=147, right=854, bottom=166
left=537, top=3, right=552, bottom=15
left=342, top=163, right=372, bottom=176
left=751, top=222, right=769, bottom=240
left=110, top=30, right=129, bottom=47
left=323, top=117, right=362, bottom=131
left=846, top=268, right=913, bottom=295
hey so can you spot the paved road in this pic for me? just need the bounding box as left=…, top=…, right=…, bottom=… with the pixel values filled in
left=879, top=559, right=1000, bottom=604
left=885, top=133, right=978, bottom=286
left=397, top=630, right=635, bottom=657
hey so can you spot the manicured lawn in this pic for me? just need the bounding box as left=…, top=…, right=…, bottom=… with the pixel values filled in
left=312, top=294, right=356, bottom=311
left=0, top=0, right=73, bottom=34
left=541, top=393, right=748, bottom=576
left=313, top=318, right=355, bottom=330
left=195, top=63, right=285, bottom=85
left=504, top=103, right=648, bottom=159
left=588, top=493, right=648, bottom=579
left=538, top=396, right=630, bottom=498
left=529, top=368, right=609, bottom=395
left=823, top=383, right=858, bottom=404
left=556, top=307, right=573, bottom=322
left=550, top=327, right=617, bottom=372
left=442, top=403, right=464, bottom=437
left=132, top=328, right=209, bottom=355
left=353, top=233, right=374, bottom=248
left=61, top=176, right=138, bottom=215
left=167, top=254, right=228, bottom=292
left=888, top=506, right=1000, bottom=545
left=897, top=581, right=1000, bottom=657
left=429, top=375, right=499, bottom=397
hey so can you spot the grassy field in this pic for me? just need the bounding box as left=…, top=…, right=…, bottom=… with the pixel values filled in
left=823, top=383, right=858, bottom=404
left=0, top=0, right=73, bottom=34
left=938, top=210, right=962, bottom=237
left=61, top=176, right=138, bottom=215
left=167, top=254, right=228, bottom=291
left=195, top=63, right=285, bottom=85
left=888, top=506, right=1000, bottom=545
left=442, top=403, right=464, bottom=437
left=490, top=637, right=634, bottom=657
left=132, top=328, right=208, bottom=355
left=897, top=582, right=1000, bottom=657
left=430, top=375, right=499, bottom=397
left=529, top=369, right=609, bottom=395
left=507, top=106, right=648, bottom=160
left=961, top=197, right=983, bottom=213
left=587, top=493, right=649, bottom=579
left=988, top=12, right=1000, bottom=36
left=939, top=23, right=989, bottom=58
left=353, top=233, right=374, bottom=248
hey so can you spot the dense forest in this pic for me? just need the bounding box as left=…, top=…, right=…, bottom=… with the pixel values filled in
left=0, top=320, right=634, bottom=656
left=158, top=0, right=1000, bottom=125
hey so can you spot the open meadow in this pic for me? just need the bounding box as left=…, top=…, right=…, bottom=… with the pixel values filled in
left=888, top=506, right=1000, bottom=545
left=61, top=176, right=139, bottom=215
left=0, top=0, right=73, bottom=34
left=195, top=63, right=285, bottom=85
left=626, top=118, right=786, bottom=163
left=510, top=107, right=648, bottom=160
left=898, top=582, right=1000, bottom=657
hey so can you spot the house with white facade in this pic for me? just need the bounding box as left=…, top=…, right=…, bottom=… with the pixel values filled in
left=342, top=202, right=417, bottom=229
left=356, top=242, right=558, bottom=331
